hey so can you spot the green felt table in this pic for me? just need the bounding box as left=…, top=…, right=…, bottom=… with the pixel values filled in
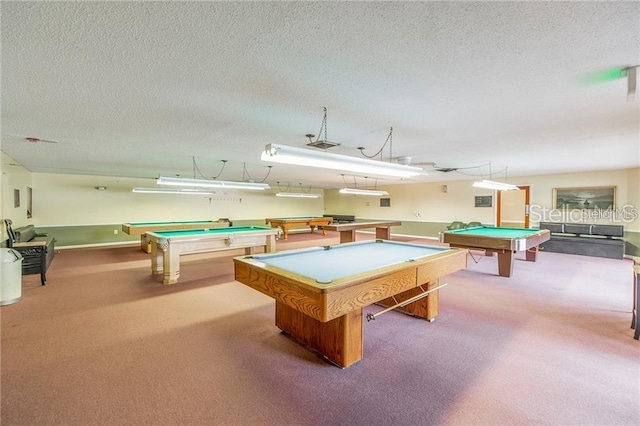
left=440, top=226, right=550, bottom=277
left=122, top=220, right=230, bottom=253
left=146, top=226, right=278, bottom=285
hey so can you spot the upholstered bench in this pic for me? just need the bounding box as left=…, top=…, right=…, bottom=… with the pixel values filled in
left=539, top=222, right=624, bottom=259
left=4, top=220, right=56, bottom=285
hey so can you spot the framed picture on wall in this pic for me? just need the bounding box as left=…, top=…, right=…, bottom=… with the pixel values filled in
left=14, top=189, right=20, bottom=208
left=552, top=186, right=615, bottom=210
left=474, top=195, right=492, bottom=207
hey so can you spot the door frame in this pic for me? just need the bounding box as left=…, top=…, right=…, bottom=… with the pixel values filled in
left=496, top=186, right=530, bottom=228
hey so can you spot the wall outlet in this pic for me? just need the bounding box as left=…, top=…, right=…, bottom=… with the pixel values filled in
left=113, top=229, right=118, bottom=234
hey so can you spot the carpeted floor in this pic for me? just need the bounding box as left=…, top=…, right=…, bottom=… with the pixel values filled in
left=1, top=231, right=638, bottom=425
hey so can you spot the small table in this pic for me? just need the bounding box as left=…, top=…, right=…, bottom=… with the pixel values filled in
left=323, top=220, right=402, bottom=243
left=440, top=226, right=550, bottom=277
left=234, top=239, right=467, bottom=368
left=266, top=217, right=333, bottom=240
left=147, top=226, right=278, bottom=285
left=122, top=220, right=230, bottom=253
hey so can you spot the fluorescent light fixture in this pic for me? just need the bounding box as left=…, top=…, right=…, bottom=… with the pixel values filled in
left=339, top=188, right=389, bottom=196
left=157, top=176, right=269, bottom=190
left=275, top=192, right=322, bottom=198
left=132, top=187, right=215, bottom=195
left=261, top=143, right=424, bottom=178
left=472, top=180, right=519, bottom=191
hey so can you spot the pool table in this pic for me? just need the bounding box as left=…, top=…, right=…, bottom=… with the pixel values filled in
left=439, top=226, right=550, bottom=277
left=234, top=239, right=467, bottom=368
left=147, top=226, right=278, bottom=285
left=266, top=217, right=333, bottom=240
left=323, top=220, right=402, bottom=243
left=122, top=219, right=230, bottom=253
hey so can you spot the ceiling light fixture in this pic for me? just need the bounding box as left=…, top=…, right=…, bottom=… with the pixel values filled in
left=261, top=143, right=423, bottom=178
left=275, top=192, right=321, bottom=198
left=274, top=181, right=321, bottom=198
left=157, top=176, right=269, bottom=190
left=472, top=180, right=519, bottom=191
left=339, top=188, right=389, bottom=196
left=132, top=187, right=215, bottom=195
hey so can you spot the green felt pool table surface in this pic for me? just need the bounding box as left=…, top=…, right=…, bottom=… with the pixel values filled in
left=149, top=226, right=271, bottom=238
left=440, top=226, right=550, bottom=277
left=246, top=240, right=452, bottom=285
left=443, top=226, right=545, bottom=238
left=126, top=220, right=216, bottom=226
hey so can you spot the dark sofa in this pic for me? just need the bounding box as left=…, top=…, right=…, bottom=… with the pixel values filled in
left=539, top=222, right=624, bottom=259
left=4, top=220, right=56, bottom=285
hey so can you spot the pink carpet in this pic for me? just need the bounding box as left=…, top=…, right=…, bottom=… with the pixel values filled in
left=1, top=231, right=638, bottom=425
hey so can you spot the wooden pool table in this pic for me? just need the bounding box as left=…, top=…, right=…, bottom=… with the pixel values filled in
left=234, top=239, right=467, bottom=368
left=265, top=217, right=333, bottom=240
left=122, top=219, right=230, bottom=253
left=146, top=226, right=278, bottom=284
left=440, top=226, right=550, bottom=277
left=323, top=220, right=402, bottom=243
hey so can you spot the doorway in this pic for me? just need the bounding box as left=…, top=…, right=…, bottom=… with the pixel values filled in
left=497, top=186, right=530, bottom=228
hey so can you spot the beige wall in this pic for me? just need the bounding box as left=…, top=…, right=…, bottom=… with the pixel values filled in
left=1, top=152, right=33, bottom=240
left=324, top=168, right=640, bottom=232
left=2, top=149, right=638, bottom=235
left=30, top=173, right=325, bottom=226
left=0, top=159, right=324, bottom=230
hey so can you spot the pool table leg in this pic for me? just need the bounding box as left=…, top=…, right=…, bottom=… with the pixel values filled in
left=375, top=227, right=391, bottom=240
left=496, top=250, right=514, bottom=277
left=275, top=301, right=363, bottom=368
left=141, top=234, right=152, bottom=253
left=525, top=247, right=539, bottom=262
left=377, top=280, right=440, bottom=321
left=150, top=243, right=163, bottom=275
left=339, top=230, right=356, bottom=243
left=161, top=246, right=180, bottom=285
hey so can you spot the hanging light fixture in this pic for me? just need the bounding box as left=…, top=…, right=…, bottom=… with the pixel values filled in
left=132, top=187, right=216, bottom=195
left=261, top=110, right=423, bottom=179
left=157, top=176, right=269, bottom=190
left=262, top=143, right=423, bottom=178
left=339, top=175, right=388, bottom=196
left=339, top=188, right=389, bottom=196
left=276, top=192, right=321, bottom=198
left=275, top=182, right=322, bottom=198
left=472, top=180, right=519, bottom=191
left=155, top=159, right=271, bottom=191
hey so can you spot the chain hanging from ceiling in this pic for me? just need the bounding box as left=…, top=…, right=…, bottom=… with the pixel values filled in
left=191, top=157, right=271, bottom=182
left=306, top=107, right=340, bottom=150
left=358, top=127, right=393, bottom=161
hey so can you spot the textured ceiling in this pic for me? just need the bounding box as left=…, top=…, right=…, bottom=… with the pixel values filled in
left=1, top=1, right=639, bottom=189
